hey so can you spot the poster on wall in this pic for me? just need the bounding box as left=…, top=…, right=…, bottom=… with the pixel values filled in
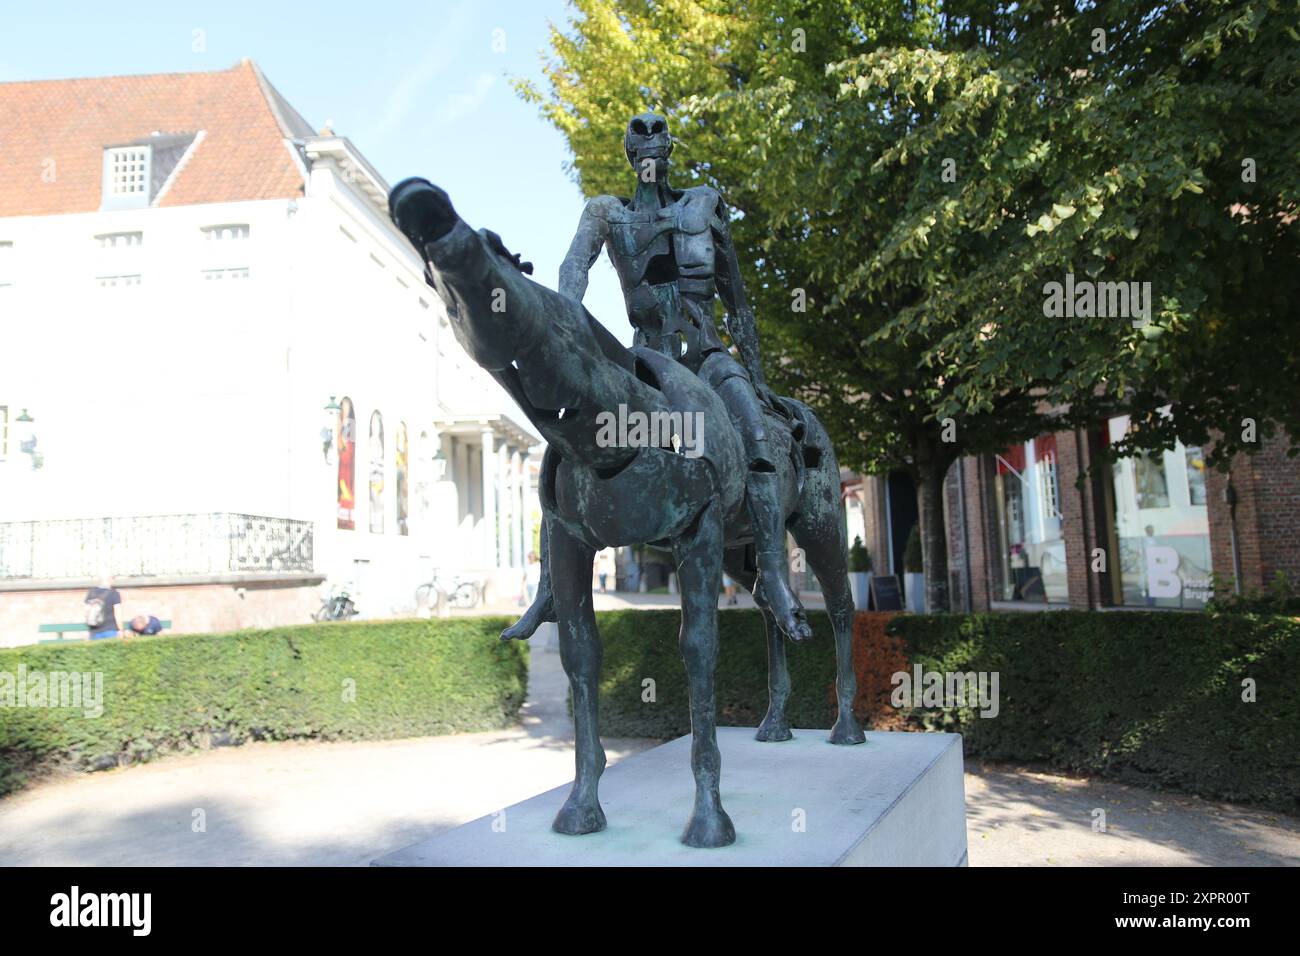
left=369, top=410, right=385, bottom=534
left=396, top=422, right=409, bottom=536
left=336, top=396, right=356, bottom=530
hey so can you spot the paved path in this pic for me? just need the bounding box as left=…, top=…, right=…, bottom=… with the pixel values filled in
left=965, top=761, right=1300, bottom=866
left=1, top=635, right=1297, bottom=866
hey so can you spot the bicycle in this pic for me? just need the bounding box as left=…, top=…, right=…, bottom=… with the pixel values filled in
left=314, top=584, right=359, bottom=621
left=415, top=571, right=483, bottom=612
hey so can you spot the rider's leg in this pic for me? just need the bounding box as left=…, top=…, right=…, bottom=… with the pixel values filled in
left=711, top=369, right=813, bottom=643
left=502, top=511, right=556, bottom=641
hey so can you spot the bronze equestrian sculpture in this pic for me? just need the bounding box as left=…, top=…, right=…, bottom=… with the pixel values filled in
left=390, top=121, right=863, bottom=849
left=508, top=113, right=812, bottom=647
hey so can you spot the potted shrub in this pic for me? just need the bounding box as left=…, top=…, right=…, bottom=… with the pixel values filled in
left=847, top=536, right=873, bottom=609
left=903, top=525, right=926, bottom=613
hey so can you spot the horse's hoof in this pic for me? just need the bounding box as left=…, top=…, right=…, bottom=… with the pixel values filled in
left=829, top=716, right=866, bottom=745
left=681, top=807, right=736, bottom=848
left=754, top=568, right=813, bottom=642
left=552, top=798, right=606, bottom=835
left=500, top=597, right=555, bottom=642
left=755, top=716, right=793, bottom=742
left=500, top=616, right=537, bottom=642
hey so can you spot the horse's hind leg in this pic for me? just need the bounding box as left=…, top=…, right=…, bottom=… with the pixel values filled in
left=791, top=505, right=866, bottom=746
left=675, top=505, right=735, bottom=847
left=724, top=547, right=792, bottom=742
left=549, top=523, right=607, bottom=834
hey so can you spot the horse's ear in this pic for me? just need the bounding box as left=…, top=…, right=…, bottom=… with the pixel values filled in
left=482, top=228, right=533, bottom=275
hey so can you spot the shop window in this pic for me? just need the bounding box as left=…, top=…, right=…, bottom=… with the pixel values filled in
left=1107, top=415, right=1213, bottom=609
left=993, top=436, right=1068, bottom=603
left=1185, top=447, right=1208, bottom=506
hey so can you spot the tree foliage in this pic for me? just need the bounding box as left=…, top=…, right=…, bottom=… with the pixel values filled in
left=519, top=0, right=1300, bottom=608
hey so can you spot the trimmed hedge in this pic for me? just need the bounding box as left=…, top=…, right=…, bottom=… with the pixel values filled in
left=596, top=609, right=840, bottom=737
left=597, top=608, right=1300, bottom=813
left=892, top=612, right=1300, bottom=813
left=0, top=617, right=527, bottom=796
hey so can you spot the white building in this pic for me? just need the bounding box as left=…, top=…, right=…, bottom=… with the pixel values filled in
left=0, top=60, right=540, bottom=645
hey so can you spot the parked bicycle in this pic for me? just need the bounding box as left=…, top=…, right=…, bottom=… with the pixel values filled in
left=314, top=584, right=359, bottom=621
left=415, top=571, right=483, bottom=612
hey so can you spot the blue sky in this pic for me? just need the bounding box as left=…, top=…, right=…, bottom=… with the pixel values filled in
left=0, top=0, right=632, bottom=341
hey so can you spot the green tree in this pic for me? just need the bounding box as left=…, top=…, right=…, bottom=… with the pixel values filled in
left=520, top=0, right=1300, bottom=611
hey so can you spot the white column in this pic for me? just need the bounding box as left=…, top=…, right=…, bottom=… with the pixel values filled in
left=497, top=440, right=511, bottom=572
left=522, top=450, right=537, bottom=563
left=509, top=448, right=522, bottom=568
left=480, top=428, right=495, bottom=569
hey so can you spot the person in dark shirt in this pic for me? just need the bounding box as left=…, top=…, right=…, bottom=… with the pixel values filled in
left=84, top=577, right=121, bottom=639
left=128, top=615, right=163, bottom=636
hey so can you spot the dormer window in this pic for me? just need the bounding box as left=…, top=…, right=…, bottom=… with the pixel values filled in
left=100, top=132, right=199, bottom=210
left=103, top=146, right=151, bottom=209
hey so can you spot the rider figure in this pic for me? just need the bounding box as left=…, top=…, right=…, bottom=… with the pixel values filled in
left=517, top=111, right=810, bottom=643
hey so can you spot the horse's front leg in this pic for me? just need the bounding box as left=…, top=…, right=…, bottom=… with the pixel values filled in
left=548, top=523, right=606, bottom=835
left=673, top=503, right=735, bottom=848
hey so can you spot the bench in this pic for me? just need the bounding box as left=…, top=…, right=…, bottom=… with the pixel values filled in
left=38, top=620, right=172, bottom=643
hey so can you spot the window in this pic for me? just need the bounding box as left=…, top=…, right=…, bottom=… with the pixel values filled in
left=102, top=146, right=151, bottom=209
left=97, top=274, right=142, bottom=287
left=201, top=224, right=249, bottom=241
left=96, top=232, right=143, bottom=248
left=1107, top=415, right=1213, bottom=609
left=1133, top=452, right=1170, bottom=509
left=0, top=240, right=11, bottom=287
left=201, top=267, right=250, bottom=281
left=108, top=148, right=149, bottom=196
left=1185, top=447, right=1208, bottom=506
left=993, top=437, right=1068, bottom=603
left=1037, top=436, right=1062, bottom=521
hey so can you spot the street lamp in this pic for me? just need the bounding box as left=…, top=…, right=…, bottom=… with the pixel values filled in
left=321, top=396, right=341, bottom=464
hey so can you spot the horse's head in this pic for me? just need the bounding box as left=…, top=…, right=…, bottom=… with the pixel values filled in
left=390, top=178, right=537, bottom=371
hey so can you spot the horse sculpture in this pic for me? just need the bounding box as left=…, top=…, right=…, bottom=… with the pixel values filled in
left=389, top=178, right=863, bottom=849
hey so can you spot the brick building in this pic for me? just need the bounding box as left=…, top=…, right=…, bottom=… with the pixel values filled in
left=853, top=420, right=1299, bottom=612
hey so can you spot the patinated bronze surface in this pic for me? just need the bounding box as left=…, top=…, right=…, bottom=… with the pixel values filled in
left=390, top=117, right=863, bottom=848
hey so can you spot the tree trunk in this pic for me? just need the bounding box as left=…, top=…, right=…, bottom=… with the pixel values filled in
left=915, top=463, right=951, bottom=613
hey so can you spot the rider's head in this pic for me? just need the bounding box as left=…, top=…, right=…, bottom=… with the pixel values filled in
left=624, top=112, right=672, bottom=182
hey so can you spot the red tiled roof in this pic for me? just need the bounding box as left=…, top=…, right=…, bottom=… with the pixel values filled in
left=0, top=60, right=308, bottom=217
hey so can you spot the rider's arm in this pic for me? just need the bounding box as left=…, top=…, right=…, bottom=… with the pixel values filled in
left=713, top=198, right=768, bottom=391
left=558, top=199, right=609, bottom=302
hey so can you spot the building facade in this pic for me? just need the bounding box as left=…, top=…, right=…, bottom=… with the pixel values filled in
left=852, top=422, right=1298, bottom=612
left=0, top=61, right=540, bottom=646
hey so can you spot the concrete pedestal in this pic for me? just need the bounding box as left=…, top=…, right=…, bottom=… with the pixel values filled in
left=374, top=728, right=967, bottom=867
